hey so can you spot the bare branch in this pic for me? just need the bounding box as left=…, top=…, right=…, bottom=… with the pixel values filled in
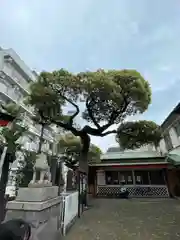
left=57, top=91, right=80, bottom=125
left=39, top=110, right=80, bottom=136
left=99, top=96, right=129, bottom=132
left=86, top=96, right=101, bottom=129
left=51, top=118, right=80, bottom=136
left=99, top=110, right=119, bottom=132
left=100, top=130, right=117, bottom=136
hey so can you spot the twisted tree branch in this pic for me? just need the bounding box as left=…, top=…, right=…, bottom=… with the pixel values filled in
left=39, top=110, right=80, bottom=136
left=99, top=96, right=129, bottom=132
left=57, top=92, right=80, bottom=125
left=99, top=130, right=117, bottom=136
left=86, top=96, right=101, bottom=129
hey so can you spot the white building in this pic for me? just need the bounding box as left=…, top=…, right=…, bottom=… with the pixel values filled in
left=0, top=47, right=57, bottom=196
left=159, top=103, right=180, bottom=156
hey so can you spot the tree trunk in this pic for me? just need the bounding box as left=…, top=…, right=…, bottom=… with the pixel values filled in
left=79, top=133, right=90, bottom=172
left=79, top=133, right=90, bottom=208
left=0, top=154, right=10, bottom=222
left=38, top=124, right=45, bottom=153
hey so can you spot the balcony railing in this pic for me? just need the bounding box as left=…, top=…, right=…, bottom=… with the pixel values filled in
left=3, top=49, right=37, bottom=82
left=2, top=65, right=29, bottom=93
left=0, top=87, right=34, bottom=117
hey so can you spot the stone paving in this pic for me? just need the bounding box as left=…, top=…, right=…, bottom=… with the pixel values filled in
left=64, top=198, right=180, bottom=240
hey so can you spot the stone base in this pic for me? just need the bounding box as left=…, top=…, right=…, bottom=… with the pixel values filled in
left=28, top=182, right=52, bottom=188
left=16, top=186, right=58, bottom=202
left=6, top=196, right=61, bottom=211
left=5, top=196, right=62, bottom=228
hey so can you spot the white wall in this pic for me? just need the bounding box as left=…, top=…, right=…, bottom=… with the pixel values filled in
left=0, top=51, right=3, bottom=69
left=159, top=138, right=167, bottom=154
left=169, top=127, right=180, bottom=147
left=96, top=170, right=105, bottom=185
left=159, top=123, right=180, bottom=153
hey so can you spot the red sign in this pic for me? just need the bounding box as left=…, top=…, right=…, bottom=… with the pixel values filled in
left=0, top=112, right=14, bottom=126
left=0, top=120, right=11, bottom=126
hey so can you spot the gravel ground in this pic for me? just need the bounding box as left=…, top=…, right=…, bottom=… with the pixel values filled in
left=64, top=198, right=180, bottom=240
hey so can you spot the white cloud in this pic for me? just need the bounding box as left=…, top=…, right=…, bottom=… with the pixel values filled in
left=158, top=65, right=173, bottom=72
left=130, top=21, right=139, bottom=35
left=142, top=25, right=175, bottom=46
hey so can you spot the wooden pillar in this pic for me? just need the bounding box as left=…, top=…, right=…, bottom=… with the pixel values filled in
left=132, top=170, right=136, bottom=185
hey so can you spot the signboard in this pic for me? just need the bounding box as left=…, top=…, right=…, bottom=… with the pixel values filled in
left=0, top=112, right=14, bottom=126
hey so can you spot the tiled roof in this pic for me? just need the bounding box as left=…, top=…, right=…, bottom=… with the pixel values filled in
left=101, top=150, right=162, bottom=161
left=106, top=147, right=121, bottom=152
left=166, top=148, right=180, bottom=165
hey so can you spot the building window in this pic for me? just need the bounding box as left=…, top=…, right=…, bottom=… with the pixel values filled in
left=134, top=170, right=149, bottom=185
left=134, top=170, right=165, bottom=185
left=119, top=171, right=133, bottom=185
left=105, top=171, right=119, bottom=185
left=105, top=171, right=133, bottom=185
left=164, top=133, right=173, bottom=151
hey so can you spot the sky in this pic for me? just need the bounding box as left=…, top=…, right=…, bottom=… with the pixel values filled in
left=0, top=0, right=180, bottom=152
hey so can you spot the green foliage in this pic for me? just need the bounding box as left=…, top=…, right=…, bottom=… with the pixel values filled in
left=25, top=72, right=66, bottom=124
left=27, top=69, right=151, bottom=127
left=1, top=102, right=22, bottom=118
left=79, top=69, right=151, bottom=123
left=16, top=151, right=36, bottom=188
left=116, top=120, right=162, bottom=150
left=88, top=144, right=102, bottom=163
left=27, top=68, right=161, bottom=157
left=58, top=133, right=82, bottom=153
left=58, top=133, right=102, bottom=169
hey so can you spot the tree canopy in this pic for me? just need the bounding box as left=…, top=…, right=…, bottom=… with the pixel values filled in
left=27, top=69, right=162, bottom=171
left=116, top=120, right=162, bottom=150
left=58, top=133, right=102, bottom=170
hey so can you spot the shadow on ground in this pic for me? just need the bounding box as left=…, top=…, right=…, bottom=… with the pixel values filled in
left=64, top=198, right=180, bottom=240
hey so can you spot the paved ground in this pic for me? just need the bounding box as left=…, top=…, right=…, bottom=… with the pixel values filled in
left=64, top=198, right=180, bottom=240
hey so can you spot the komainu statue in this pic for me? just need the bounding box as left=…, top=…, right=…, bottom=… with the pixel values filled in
left=29, top=152, right=52, bottom=187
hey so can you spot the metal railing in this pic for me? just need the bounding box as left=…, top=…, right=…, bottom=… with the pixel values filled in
left=61, top=191, right=78, bottom=235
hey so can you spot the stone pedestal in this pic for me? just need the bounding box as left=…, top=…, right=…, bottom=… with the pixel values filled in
left=5, top=186, right=62, bottom=237
left=16, top=186, right=58, bottom=202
